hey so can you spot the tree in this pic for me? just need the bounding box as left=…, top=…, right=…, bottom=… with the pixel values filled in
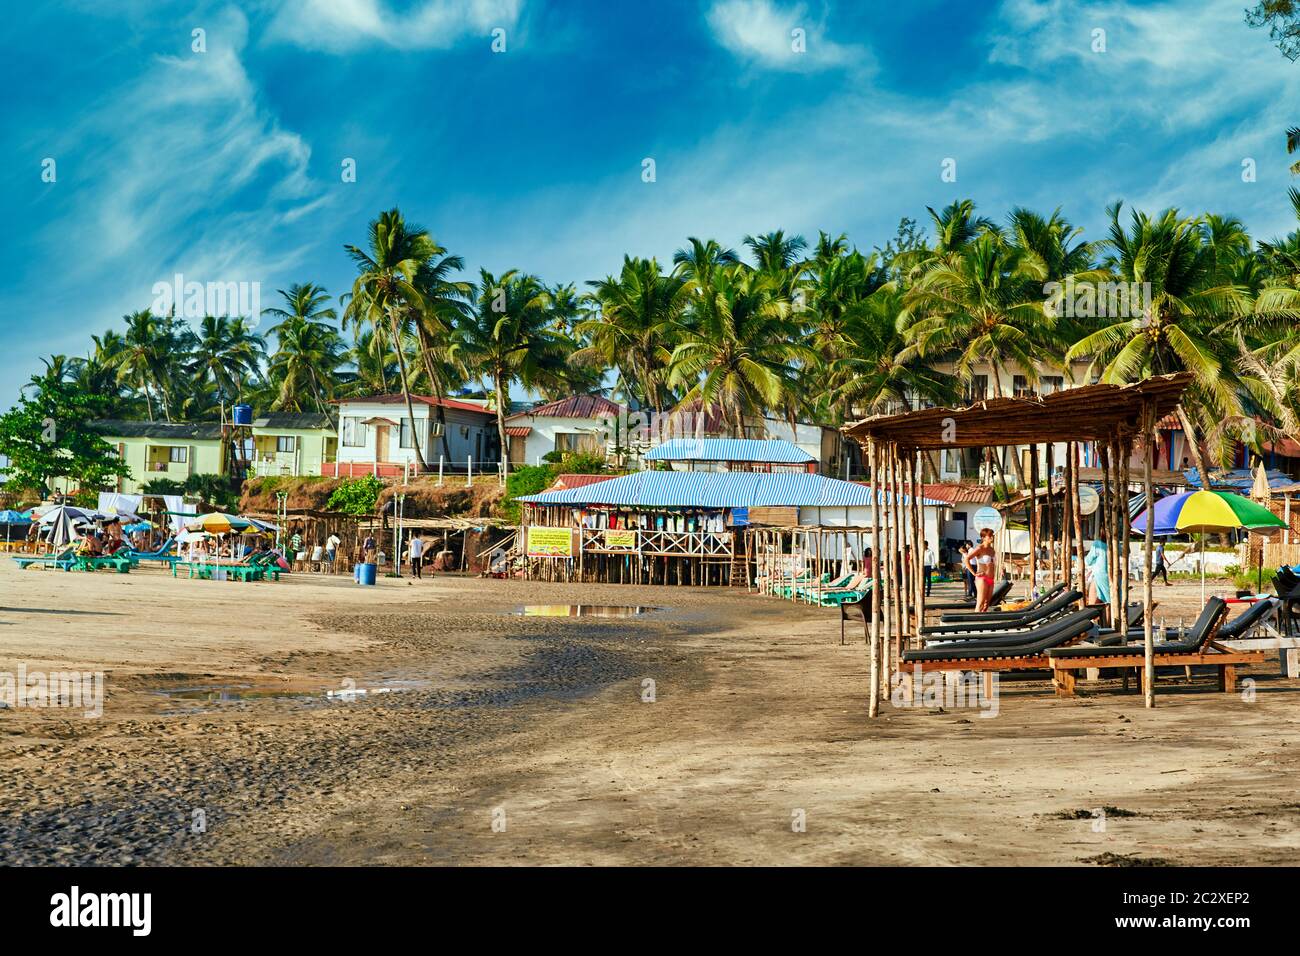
left=898, top=232, right=1052, bottom=485
left=344, top=209, right=441, bottom=469
left=454, top=270, right=569, bottom=477
left=190, top=314, right=265, bottom=407
left=265, top=283, right=345, bottom=413
left=115, top=310, right=186, bottom=421
left=577, top=256, right=687, bottom=412
left=411, top=246, right=473, bottom=462
left=1246, top=1, right=1300, bottom=60
left=668, top=266, right=812, bottom=436
left=1064, top=204, right=1296, bottom=488
left=0, top=374, right=131, bottom=495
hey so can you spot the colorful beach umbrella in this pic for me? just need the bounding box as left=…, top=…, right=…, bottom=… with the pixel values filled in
left=184, top=513, right=255, bottom=534
left=1132, top=490, right=1286, bottom=600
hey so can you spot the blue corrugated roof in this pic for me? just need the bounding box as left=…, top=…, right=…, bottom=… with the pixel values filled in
left=518, top=471, right=946, bottom=508
left=643, top=438, right=816, bottom=463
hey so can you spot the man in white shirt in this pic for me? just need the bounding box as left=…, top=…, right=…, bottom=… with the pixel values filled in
left=408, top=533, right=425, bottom=579
left=326, top=533, right=341, bottom=566
left=923, top=541, right=937, bottom=597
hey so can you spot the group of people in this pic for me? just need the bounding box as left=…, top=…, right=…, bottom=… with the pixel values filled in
left=356, top=531, right=441, bottom=578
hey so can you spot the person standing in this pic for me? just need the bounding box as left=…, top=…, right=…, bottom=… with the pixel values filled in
left=409, top=533, right=424, bottom=579
left=1153, top=540, right=1170, bottom=586
left=362, top=533, right=376, bottom=564
left=326, top=532, right=341, bottom=568
left=965, top=529, right=997, bottom=611
left=923, top=540, right=937, bottom=597
left=959, top=540, right=976, bottom=599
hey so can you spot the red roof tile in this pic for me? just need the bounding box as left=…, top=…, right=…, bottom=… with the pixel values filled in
left=504, top=426, right=532, bottom=437
left=547, top=473, right=617, bottom=491
left=506, top=395, right=624, bottom=421
left=922, top=483, right=996, bottom=505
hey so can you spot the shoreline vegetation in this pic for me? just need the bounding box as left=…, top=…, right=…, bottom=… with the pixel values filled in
left=4, top=196, right=1300, bottom=511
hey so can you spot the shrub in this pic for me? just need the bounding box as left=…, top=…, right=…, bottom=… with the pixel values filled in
left=326, top=475, right=385, bottom=517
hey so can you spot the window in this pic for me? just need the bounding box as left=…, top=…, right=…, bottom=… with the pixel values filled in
left=341, top=417, right=366, bottom=447
left=169, top=446, right=188, bottom=464
left=1041, top=376, right=1064, bottom=395
left=1012, top=375, right=1031, bottom=397
left=276, top=436, right=296, bottom=454
left=555, top=432, right=602, bottom=455
left=399, top=418, right=416, bottom=449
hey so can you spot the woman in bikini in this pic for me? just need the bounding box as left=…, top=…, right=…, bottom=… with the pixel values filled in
left=965, top=527, right=998, bottom=611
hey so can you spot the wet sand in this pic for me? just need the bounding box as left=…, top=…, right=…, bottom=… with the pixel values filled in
left=1, top=562, right=1298, bottom=866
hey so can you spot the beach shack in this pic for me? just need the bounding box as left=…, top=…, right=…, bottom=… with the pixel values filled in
left=516, top=470, right=947, bottom=586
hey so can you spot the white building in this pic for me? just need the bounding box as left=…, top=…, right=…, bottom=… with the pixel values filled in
left=504, top=395, right=626, bottom=467
left=331, top=394, right=501, bottom=478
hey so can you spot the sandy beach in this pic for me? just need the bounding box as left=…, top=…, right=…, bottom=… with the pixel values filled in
left=1, top=561, right=1298, bottom=866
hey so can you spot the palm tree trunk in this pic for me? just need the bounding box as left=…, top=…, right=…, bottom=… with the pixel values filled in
left=990, top=370, right=1028, bottom=487
left=388, top=310, right=427, bottom=471
left=1175, top=407, right=1213, bottom=491
left=414, top=322, right=454, bottom=462
left=495, top=375, right=510, bottom=479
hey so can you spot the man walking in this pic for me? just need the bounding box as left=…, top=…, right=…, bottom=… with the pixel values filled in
left=923, top=540, right=937, bottom=597
left=1153, top=540, right=1170, bottom=586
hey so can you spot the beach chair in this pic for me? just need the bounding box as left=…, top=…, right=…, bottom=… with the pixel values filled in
left=898, top=606, right=1101, bottom=692
left=815, top=576, right=872, bottom=607
left=12, top=547, right=76, bottom=571
left=74, top=553, right=132, bottom=573
left=937, top=583, right=1069, bottom=623
left=795, top=572, right=855, bottom=603
left=923, top=590, right=1082, bottom=636
left=926, top=578, right=1012, bottom=611
left=921, top=606, right=1103, bottom=649
left=1047, top=597, right=1266, bottom=696
left=124, top=537, right=177, bottom=567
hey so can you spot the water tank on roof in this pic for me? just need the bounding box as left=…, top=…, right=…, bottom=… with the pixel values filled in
left=232, top=404, right=253, bottom=426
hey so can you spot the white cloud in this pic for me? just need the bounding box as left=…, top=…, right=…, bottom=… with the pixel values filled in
left=29, top=6, right=331, bottom=338
left=705, top=0, right=873, bottom=73
left=265, top=0, right=523, bottom=52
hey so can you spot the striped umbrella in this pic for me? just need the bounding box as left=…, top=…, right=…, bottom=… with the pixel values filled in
left=1132, top=490, right=1286, bottom=600
left=184, top=513, right=255, bottom=534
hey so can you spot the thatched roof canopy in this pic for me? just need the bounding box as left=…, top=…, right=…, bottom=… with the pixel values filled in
left=842, top=373, right=1193, bottom=451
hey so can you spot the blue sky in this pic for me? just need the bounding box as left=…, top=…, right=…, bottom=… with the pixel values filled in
left=2, top=0, right=1299, bottom=405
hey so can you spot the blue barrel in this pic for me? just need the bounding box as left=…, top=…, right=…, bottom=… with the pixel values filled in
left=232, top=404, right=253, bottom=426
left=357, top=562, right=377, bottom=586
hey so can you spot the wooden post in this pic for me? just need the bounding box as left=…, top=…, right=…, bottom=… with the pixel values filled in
left=1028, top=444, right=1039, bottom=588
left=1072, top=442, right=1087, bottom=596
left=868, top=440, right=882, bottom=717
left=1142, top=403, right=1156, bottom=708
left=881, top=444, right=895, bottom=703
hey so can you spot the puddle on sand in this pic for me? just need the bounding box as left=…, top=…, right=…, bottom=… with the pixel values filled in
left=150, top=678, right=433, bottom=703
left=510, top=605, right=662, bottom=618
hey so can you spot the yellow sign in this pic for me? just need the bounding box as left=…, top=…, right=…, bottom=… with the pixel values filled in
left=526, top=526, right=573, bottom=558
left=604, top=530, right=637, bottom=549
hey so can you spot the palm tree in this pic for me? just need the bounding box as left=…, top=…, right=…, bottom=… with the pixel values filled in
left=671, top=237, right=740, bottom=287
left=454, top=270, right=569, bottom=476
left=115, top=310, right=184, bottom=421
left=190, top=315, right=265, bottom=408
left=577, top=256, right=687, bottom=412
left=1063, top=204, right=1284, bottom=488
left=410, top=248, right=473, bottom=463
left=898, top=232, right=1052, bottom=485
left=264, top=284, right=343, bottom=413
left=344, top=209, right=440, bottom=469
left=667, top=266, right=813, bottom=436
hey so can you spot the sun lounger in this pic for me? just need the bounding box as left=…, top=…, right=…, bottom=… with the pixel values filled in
left=1047, top=597, right=1265, bottom=695
left=922, top=606, right=1102, bottom=646
left=124, top=537, right=177, bottom=566
left=898, top=607, right=1100, bottom=686
left=923, top=590, right=1082, bottom=635
left=12, top=548, right=76, bottom=571
left=937, top=584, right=1071, bottom=624
left=925, top=579, right=1012, bottom=611
left=73, top=553, right=132, bottom=573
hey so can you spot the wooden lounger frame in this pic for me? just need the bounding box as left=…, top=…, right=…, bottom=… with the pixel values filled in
left=1049, top=640, right=1267, bottom=697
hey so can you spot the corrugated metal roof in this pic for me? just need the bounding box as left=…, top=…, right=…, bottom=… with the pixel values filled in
left=504, top=425, right=532, bottom=437
left=253, top=412, right=337, bottom=430
left=332, top=394, right=493, bottom=415
left=505, top=395, right=624, bottom=421
left=90, top=419, right=223, bottom=441
left=519, top=471, right=945, bottom=508
left=643, top=438, right=815, bottom=463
